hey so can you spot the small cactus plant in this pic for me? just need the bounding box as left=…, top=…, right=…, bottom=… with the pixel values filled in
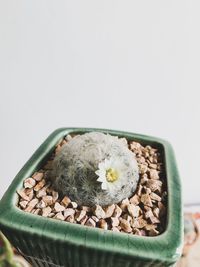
left=50, top=132, right=139, bottom=206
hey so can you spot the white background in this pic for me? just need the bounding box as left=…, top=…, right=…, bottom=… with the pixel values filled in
left=0, top=1, right=200, bottom=204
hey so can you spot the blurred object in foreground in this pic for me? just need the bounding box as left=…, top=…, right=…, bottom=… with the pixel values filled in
left=177, top=203, right=200, bottom=267
left=0, top=232, right=30, bottom=267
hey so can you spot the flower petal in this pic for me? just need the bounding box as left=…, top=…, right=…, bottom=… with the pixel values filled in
left=101, top=182, right=108, bottom=190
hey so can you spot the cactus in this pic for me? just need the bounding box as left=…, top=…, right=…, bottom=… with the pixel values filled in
left=50, top=132, right=139, bottom=206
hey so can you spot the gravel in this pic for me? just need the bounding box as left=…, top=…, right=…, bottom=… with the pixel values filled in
left=17, top=135, right=167, bottom=237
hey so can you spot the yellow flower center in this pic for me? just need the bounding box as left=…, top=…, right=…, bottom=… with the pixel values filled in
left=106, top=168, right=119, bottom=182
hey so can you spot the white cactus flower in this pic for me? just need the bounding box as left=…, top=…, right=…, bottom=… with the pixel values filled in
left=96, top=157, right=128, bottom=193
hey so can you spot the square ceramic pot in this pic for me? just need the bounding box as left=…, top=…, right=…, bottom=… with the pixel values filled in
left=0, top=128, right=183, bottom=267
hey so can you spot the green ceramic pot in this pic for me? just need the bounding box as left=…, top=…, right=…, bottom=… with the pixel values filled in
left=0, top=128, right=183, bottom=267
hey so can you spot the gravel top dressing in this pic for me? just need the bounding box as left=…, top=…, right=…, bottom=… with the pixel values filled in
left=17, top=133, right=167, bottom=237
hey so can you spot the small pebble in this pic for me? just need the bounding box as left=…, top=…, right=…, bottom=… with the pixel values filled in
left=24, top=178, right=36, bottom=189
left=36, top=188, right=47, bottom=198
left=149, top=228, right=159, bottom=236
left=64, top=208, right=75, bottom=218
left=91, top=216, right=99, bottom=223
left=32, top=172, right=44, bottom=181
left=69, top=201, right=78, bottom=209
left=85, top=218, right=96, bottom=227
left=139, top=164, right=148, bottom=174
left=61, top=196, right=71, bottom=207
left=99, top=219, right=108, bottom=230
left=66, top=215, right=75, bottom=223
left=149, top=216, right=160, bottom=224
left=127, top=204, right=140, bottom=218
left=104, top=204, right=115, bottom=218
left=17, top=188, right=33, bottom=201
left=111, top=217, right=119, bottom=227
left=42, top=207, right=52, bottom=217
left=120, top=198, right=129, bottom=212
left=34, top=179, right=46, bottom=192
left=52, top=191, right=59, bottom=203
left=129, top=195, right=140, bottom=205
left=42, top=196, right=53, bottom=206
left=93, top=205, right=105, bottom=219
left=19, top=200, right=28, bottom=209
left=75, top=210, right=86, bottom=222
left=146, top=180, right=162, bottom=192
left=54, top=212, right=65, bottom=221
left=149, top=169, right=159, bottom=180
left=36, top=200, right=46, bottom=209
left=82, top=206, right=91, bottom=212
left=112, top=205, right=122, bottom=218
left=80, top=215, right=88, bottom=225
left=54, top=202, right=65, bottom=212
left=120, top=219, right=132, bottom=233
left=150, top=192, right=161, bottom=202
left=24, top=198, right=39, bottom=212
left=141, top=194, right=153, bottom=207
left=153, top=207, right=160, bottom=218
